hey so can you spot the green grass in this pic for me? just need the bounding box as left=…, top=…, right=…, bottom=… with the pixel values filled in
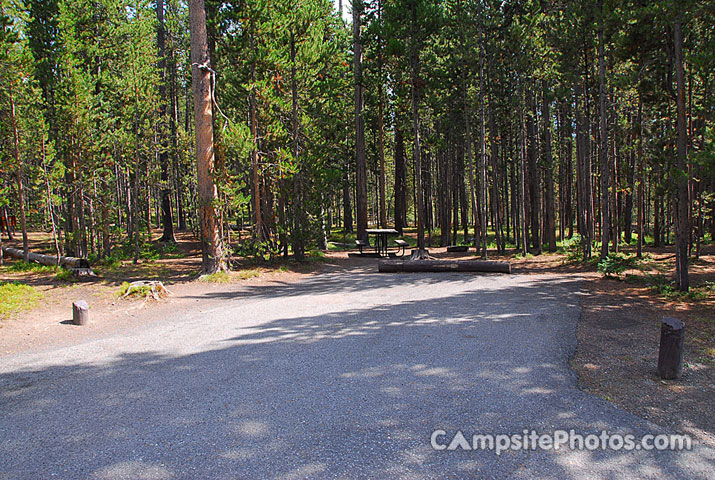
left=306, top=249, right=327, bottom=262
left=0, top=281, right=43, bottom=319
left=641, top=274, right=715, bottom=301
left=198, top=269, right=263, bottom=282
left=117, top=281, right=153, bottom=298
left=1, top=260, right=77, bottom=283
left=199, top=271, right=232, bottom=283
left=55, top=269, right=76, bottom=282
left=235, top=269, right=262, bottom=280
left=2, top=260, right=61, bottom=275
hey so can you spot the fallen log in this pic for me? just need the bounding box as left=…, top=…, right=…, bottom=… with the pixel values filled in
left=378, top=259, right=511, bottom=274
left=2, top=246, right=90, bottom=269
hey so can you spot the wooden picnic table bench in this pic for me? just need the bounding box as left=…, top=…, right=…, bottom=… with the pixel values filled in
left=355, top=238, right=370, bottom=254
left=394, top=239, right=409, bottom=256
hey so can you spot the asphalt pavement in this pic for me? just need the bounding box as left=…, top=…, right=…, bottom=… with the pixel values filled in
left=1, top=270, right=713, bottom=479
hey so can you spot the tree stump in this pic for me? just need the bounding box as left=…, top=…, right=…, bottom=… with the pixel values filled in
left=72, top=300, right=90, bottom=326
left=657, top=317, right=685, bottom=380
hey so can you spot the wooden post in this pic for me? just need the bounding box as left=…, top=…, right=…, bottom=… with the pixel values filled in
left=72, top=300, right=89, bottom=326
left=657, top=317, right=684, bottom=380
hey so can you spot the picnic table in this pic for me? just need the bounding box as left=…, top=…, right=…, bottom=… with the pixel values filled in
left=365, top=228, right=400, bottom=256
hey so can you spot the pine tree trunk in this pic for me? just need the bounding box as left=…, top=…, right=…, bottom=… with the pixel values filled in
left=9, top=86, right=29, bottom=262
left=157, top=0, right=175, bottom=243
left=248, top=22, right=264, bottom=243
left=394, top=125, right=406, bottom=234
left=542, top=81, right=557, bottom=251
left=637, top=99, right=644, bottom=257
left=410, top=2, right=426, bottom=254
left=674, top=19, right=689, bottom=291
left=526, top=87, right=541, bottom=254
left=477, top=10, right=487, bottom=258
left=167, top=9, right=184, bottom=232
left=456, top=0, right=476, bottom=246
left=598, top=4, right=610, bottom=259
left=624, top=110, right=635, bottom=245
left=189, top=0, right=226, bottom=273
left=377, top=0, right=387, bottom=228
left=519, top=88, right=528, bottom=255
left=353, top=0, right=368, bottom=241
left=289, top=30, right=305, bottom=260
left=343, top=169, right=353, bottom=233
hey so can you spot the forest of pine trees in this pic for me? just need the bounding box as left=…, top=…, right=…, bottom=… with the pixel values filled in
left=0, top=0, right=713, bottom=290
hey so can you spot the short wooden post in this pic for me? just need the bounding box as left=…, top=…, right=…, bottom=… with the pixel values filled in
left=72, top=300, right=89, bottom=326
left=657, top=317, right=685, bottom=379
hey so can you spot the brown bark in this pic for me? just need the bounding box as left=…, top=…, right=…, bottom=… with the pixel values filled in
left=637, top=99, right=644, bottom=258
left=157, top=0, right=175, bottom=243
left=674, top=19, right=689, bottom=291
left=248, top=21, right=264, bottom=243
left=8, top=86, right=28, bottom=262
left=456, top=0, right=476, bottom=246
left=394, top=125, right=406, bottom=234
left=542, top=82, right=557, bottom=251
left=477, top=8, right=487, bottom=257
left=526, top=87, right=541, bottom=254
left=519, top=88, right=528, bottom=255
left=289, top=30, right=305, bottom=260
left=353, top=0, right=368, bottom=241
left=409, top=2, right=425, bottom=254
left=377, top=0, right=387, bottom=228
left=189, top=0, right=226, bottom=273
left=575, top=81, right=592, bottom=258
left=598, top=3, right=610, bottom=259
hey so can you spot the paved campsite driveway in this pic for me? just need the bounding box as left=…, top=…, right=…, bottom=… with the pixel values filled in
left=1, top=270, right=713, bottom=479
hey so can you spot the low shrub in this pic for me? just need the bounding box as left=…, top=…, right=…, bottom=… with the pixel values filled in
left=597, top=252, right=639, bottom=278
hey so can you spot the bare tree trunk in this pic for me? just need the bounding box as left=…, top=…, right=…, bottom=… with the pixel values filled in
left=598, top=2, right=610, bottom=259
left=410, top=2, right=426, bottom=254
left=486, top=58, right=504, bottom=254
left=456, top=0, right=476, bottom=246
left=394, top=125, right=406, bottom=234
left=8, top=86, right=29, bottom=262
left=343, top=168, right=353, bottom=233
left=637, top=99, right=644, bottom=257
left=674, top=19, right=689, bottom=291
left=249, top=21, right=264, bottom=243
left=157, top=0, right=175, bottom=243
left=377, top=0, right=387, bottom=228
left=353, top=0, right=368, bottom=241
left=477, top=8, right=487, bottom=258
left=519, top=87, right=528, bottom=256
left=575, top=81, right=592, bottom=258
left=624, top=111, right=635, bottom=245
left=41, top=137, right=61, bottom=264
left=289, top=30, right=305, bottom=260
left=190, top=0, right=226, bottom=273
left=167, top=2, right=184, bottom=232
left=542, top=81, right=557, bottom=251
left=526, top=87, right=541, bottom=254
left=133, top=142, right=140, bottom=264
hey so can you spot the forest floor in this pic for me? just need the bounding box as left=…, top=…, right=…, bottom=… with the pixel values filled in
left=1, top=229, right=713, bottom=446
